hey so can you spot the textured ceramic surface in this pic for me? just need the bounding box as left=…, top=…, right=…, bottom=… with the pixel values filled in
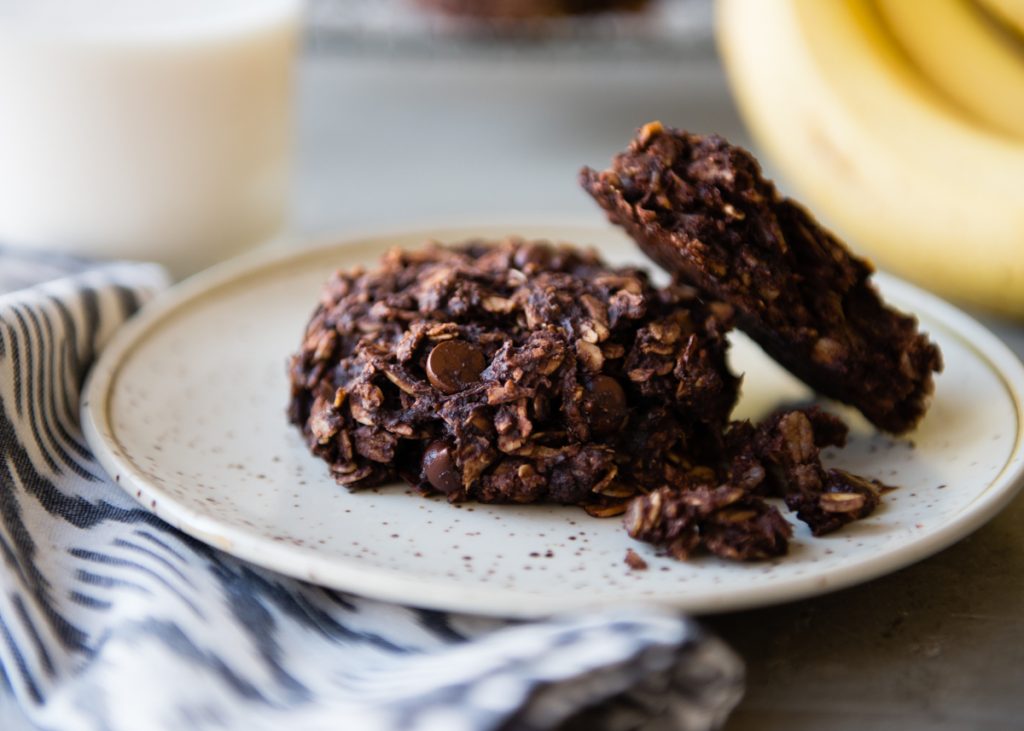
left=82, top=224, right=1024, bottom=617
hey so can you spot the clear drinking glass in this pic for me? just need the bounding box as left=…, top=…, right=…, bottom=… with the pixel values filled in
left=0, top=0, right=301, bottom=278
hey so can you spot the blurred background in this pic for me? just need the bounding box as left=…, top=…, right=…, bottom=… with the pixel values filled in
left=296, top=0, right=730, bottom=234
left=3, top=0, right=1021, bottom=328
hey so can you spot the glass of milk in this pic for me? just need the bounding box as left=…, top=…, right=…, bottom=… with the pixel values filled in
left=0, top=0, right=301, bottom=278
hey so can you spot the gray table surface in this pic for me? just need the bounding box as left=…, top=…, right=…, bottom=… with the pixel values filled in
left=294, top=48, right=1024, bottom=731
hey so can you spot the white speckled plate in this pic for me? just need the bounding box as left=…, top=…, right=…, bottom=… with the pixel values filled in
left=82, top=224, right=1024, bottom=617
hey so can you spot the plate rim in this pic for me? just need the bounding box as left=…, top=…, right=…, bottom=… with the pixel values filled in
left=81, top=222, right=1024, bottom=617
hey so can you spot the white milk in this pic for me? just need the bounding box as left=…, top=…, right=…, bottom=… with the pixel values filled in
left=0, top=0, right=300, bottom=277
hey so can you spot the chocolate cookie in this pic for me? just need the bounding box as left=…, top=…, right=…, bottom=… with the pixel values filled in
left=580, top=122, right=943, bottom=434
left=288, top=238, right=738, bottom=515
left=289, top=238, right=895, bottom=561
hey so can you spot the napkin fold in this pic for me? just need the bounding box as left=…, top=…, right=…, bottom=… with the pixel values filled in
left=0, top=249, right=743, bottom=731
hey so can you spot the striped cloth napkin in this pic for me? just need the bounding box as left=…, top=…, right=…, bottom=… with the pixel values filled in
left=0, top=248, right=743, bottom=731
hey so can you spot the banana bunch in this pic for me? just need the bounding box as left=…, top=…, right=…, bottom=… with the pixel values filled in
left=716, top=0, right=1024, bottom=318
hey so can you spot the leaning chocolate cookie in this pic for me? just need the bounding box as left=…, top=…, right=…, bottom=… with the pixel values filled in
left=581, top=122, right=943, bottom=434
left=287, top=238, right=738, bottom=515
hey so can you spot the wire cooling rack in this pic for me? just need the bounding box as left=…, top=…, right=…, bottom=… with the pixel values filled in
left=306, top=0, right=714, bottom=59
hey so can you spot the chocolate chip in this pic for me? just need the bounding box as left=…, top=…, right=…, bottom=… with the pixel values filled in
left=586, top=375, right=627, bottom=435
left=422, top=441, right=461, bottom=494
left=426, top=339, right=486, bottom=394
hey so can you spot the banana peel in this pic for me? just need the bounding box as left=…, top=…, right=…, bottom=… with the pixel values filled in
left=877, top=0, right=1024, bottom=139
left=716, top=0, right=1024, bottom=318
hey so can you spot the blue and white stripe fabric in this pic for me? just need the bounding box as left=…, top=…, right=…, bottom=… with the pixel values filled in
left=0, top=248, right=743, bottom=731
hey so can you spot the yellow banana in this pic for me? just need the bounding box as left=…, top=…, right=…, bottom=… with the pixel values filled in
left=876, top=0, right=1024, bottom=139
left=715, top=0, right=1024, bottom=317
left=976, top=0, right=1024, bottom=39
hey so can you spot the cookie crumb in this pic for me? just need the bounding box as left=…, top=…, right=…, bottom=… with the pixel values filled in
left=624, top=548, right=648, bottom=570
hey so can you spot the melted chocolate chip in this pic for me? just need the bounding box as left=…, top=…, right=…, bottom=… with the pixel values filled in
left=426, top=339, right=486, bottom=394
left=586, top=375, right=627, bottom=435
left=422, top=440, right=461, bottom=494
